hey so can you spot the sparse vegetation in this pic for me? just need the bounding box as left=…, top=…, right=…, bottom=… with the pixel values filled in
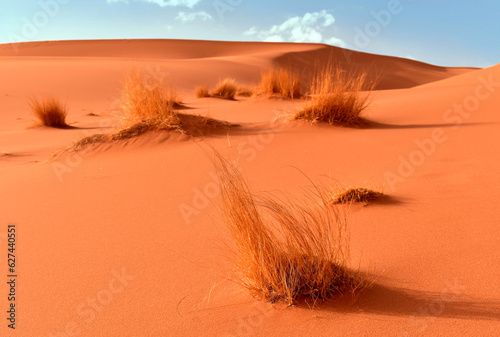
left=236, top=86, right=254, bottom=97
left=332, top=188, right=384, bottom=204
left=30, top=96, right=68, bottom=127
left=60, top=70, right=237, bottom=153
left=293, top=65, right=372, bottom=125
left=215, top=153, right=362, bottom=306
left=211, top=78, right=237, bottom=100
left=195, top=80, right=254, bottom=100
left=195, top=85, right=211, bottom=98
left=121, top=70, right=181, bottom=130
left=259, top=67, right=301, bottom=99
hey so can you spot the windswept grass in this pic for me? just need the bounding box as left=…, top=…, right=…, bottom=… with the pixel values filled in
left=214, top=153, right=362, bottom=305
left=332, top=188, right=384, bottom=204
left=293, top=65, right=372, bottom=125
left=30, top=96, right=68, bottom=127
left=211, top=78, right=237, bottom=100
left=259, top=67, right=301, bottom=99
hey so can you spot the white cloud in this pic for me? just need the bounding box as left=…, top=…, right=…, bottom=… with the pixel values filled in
left=107, top=0, right=202, bottom=8
left=244, top=10, right=345, bottom=46
left=176, top=11, right=213, bottom=22
left=325, top=36, right=346, bottom=48
left=264, top=35, right=284, bottom=43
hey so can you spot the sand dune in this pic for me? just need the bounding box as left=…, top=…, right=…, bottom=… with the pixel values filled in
left=1, top=39, right=499, bottom=337
left=0, top=39, right=475, bottom=90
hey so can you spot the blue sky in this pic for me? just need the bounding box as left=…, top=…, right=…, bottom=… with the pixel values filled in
left=1, top=0, right=499, bottom=67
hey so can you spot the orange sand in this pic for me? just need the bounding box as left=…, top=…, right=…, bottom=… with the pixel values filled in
left=0, top=40, right=498, bottom=337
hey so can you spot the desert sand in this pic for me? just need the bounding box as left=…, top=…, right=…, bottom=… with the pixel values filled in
left=0, top=39, right=499, bottom=336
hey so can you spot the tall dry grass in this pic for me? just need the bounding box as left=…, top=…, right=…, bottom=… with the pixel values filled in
left=215, top=153, right=361, bottom=305
left=30, top=96, right=68, bottom=127
left=260, top=67, right=301, bottom=99
left=294, top=65, right=372, bottom=125
left=121, top=70, right=181, bottom=130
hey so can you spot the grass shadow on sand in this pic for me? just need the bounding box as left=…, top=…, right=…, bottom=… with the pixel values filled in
left=357, top=120, right=495, bottom=130
left=305, top=282, right=500, bottom=322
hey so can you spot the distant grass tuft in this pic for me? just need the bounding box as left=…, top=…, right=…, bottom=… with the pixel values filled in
left=332, top=188, right=384, bottom=204
left=195, top=85, right=211, bottom=98
left=30, top=96, right=68, bottom=127
left=211, top=78, right=237, bottom=100
left=236, top=86, right=254, bottom=97
left=293, top=65, right=372, bottom=125
left=121, top=70, right=181, bottom=130
left=259, top=67, right=301, bottom=99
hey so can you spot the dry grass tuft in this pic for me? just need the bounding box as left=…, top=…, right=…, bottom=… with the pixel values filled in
left=73, top=134, right=107, bottom=149
left=332, top=188, right=384, bottom=204
left=195, top=85, right=211, bottom=98
left=293, top=65, right=372, bottom=125
left=260, top=67, right=301, bottom=99
left=236, top=86, right=254, bottom=97
left=121, top=70, right=181, bottom=130
left=195, top=81, right=253, bottom=99
left=214, top=153, right=362, bottom=306
left=62, top=71, right=239, bottom=154
left=211, top=78, right=237, bottom=100
left=70, top=113, right=237, bottom=152
left=30, top=96, right=68, bottom=127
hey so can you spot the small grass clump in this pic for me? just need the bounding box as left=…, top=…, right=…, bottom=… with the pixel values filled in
left=121, top=70, right=181, bottom=130
left=30, top=96, right=68, bottom=127
left=236, top=86, right=254, bottom=97
left=294, top=65, right=372, bottom=125
left=211, top=78, right=237, bottom=100
left=332, top=188, right=384, bottom=204
left=260, top=67, right=301, bottom=99
left=195, top=85, right=211, bottom=98
left=196, top=80, right=253, bottom=100
left=215, top=153, right=361, bottom=306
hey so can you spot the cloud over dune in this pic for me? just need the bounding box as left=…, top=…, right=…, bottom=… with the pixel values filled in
left=244, top=10, right=345, bottom=47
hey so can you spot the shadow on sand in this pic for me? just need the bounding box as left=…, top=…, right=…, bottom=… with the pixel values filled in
left=296, top=281, right=500, bottom=322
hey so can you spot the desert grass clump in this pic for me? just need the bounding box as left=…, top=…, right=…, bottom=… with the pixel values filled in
left=236, top=86, right=254, bottom=97
left=211, top=78, right=237, bottom=100
left=195, top=85, right=211, bottom=98
left=260, top=67, right=301, bottom=99
left=30, top=96, right=68, bottom=127
left=121, top=70, right=181, bottom=130
left=332, top=188, right=384, bottom=204
left=215, top=154, right=361, bottom=306
left=293, top=65, right=372, bottom=125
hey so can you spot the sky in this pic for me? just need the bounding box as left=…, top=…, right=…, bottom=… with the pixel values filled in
left=1, top=0, right=499, bottom=67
